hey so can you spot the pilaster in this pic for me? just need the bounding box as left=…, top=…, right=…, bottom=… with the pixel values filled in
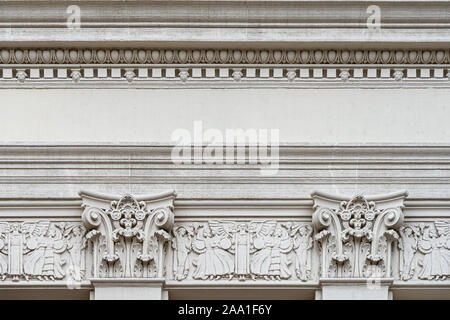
left=316, top=278, right=394, bottom=300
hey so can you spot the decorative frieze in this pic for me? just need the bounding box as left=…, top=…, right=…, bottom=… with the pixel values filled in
left=0, top=190, right=449, bottom=293
left=399, top=221, right=450, bottom=281
left=170, top=220, right=313, bottom=282
left=0, top=221, right=86, bottom=282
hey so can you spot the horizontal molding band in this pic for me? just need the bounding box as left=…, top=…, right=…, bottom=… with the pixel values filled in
left=1, top=144, right=450, bottom=156
left=0, top=146, right=449, bottom=200
left=2, top=1, right=449, bottom=50
left=2, top=162, right=450, bottom=167
left=4, top=30, right=450, bottom=50
left=164, top=280, right=319, bottom=289
left=4, top=23, right=450, bottom=29
left=0, top=1, right=449, bottom=28
left=1, top=49, right=449, bottom=65
left=1, top=198, right=450, bottom=207
left=3, top=52, right=449, bottom=86
left=1, top=176, right=450, bottom=184
left=0, top=281, right=449, bottom=290
left=2, top=79, right=450, bottom=89
left=0, top=281, right=92, bottom=289
left=0, top=199, right=449, bottom=220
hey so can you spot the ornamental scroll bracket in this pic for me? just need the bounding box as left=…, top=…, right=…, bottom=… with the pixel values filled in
left=311, top=190, right=408, bottom=280
left=79, top=190, right=176, bottom=279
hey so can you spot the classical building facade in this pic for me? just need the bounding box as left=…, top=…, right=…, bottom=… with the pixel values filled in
left=0, top=0, right=450, bottom=300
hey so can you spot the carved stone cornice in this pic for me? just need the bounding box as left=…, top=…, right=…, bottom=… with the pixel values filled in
left=2, top=0, right=449, bottom=28
left=1, top=1, right=450, bottom=48
left=0, top=48, right=448, bottom=87
left=1, top=1, right=448, bottom=88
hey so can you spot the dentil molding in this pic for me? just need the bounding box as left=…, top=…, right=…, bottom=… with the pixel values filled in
left=0, top=48, right=449, bottom=88
left=1, top=1, right=448, bottom=87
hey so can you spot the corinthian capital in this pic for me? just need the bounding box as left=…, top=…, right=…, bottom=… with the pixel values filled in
left=79, top=190, right=176, bottom=279
left=312, top=190, right=407, bottom=280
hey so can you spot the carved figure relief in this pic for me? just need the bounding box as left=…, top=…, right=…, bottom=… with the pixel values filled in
left=171, top=220, right=313, bottom=281
left=172, top=226, right=193, bottom=280
left=191, top=224, right=234, bottom=280
left=399, top=221, right=450, bottom=281
left=65, top=225, right=87, bottom=277
left=291, top=224, right=313, bottom=281
left=312, top=192, right=406, bottom=279
left=250, top=222, right=293, bottom=280
left=234, top=223, right=253, bottom=280
left=0, top=224, right=9, bottom=279
left=80, top=191, right=176, bottom=279
left=0, top=221, right=86, bottom=282
left=398, top=225, right=420, bottom=280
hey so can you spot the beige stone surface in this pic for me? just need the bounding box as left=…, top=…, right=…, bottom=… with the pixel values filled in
left=1, top=88, right=450, bottom=143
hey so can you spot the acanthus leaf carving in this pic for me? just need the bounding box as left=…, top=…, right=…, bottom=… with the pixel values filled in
left=312, top=191, right=407, bottom=279
left=80, top=191, right=176, bottom=279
